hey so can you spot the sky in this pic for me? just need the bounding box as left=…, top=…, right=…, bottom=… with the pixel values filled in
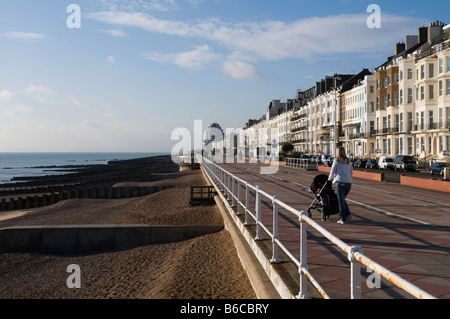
left=0, top=0, right=449, bottom=152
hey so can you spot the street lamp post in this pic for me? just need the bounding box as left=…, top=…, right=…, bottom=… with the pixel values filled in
left=333, top=74, right=342, bottom=158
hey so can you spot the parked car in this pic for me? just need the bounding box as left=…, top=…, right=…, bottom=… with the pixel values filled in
left=429, top=162, right=450, bottom=176
left=323, top=157, right=334, bottom=167
left=353, top=158, right=368, bottom=168
left=378, top=156, right=395, bottom=170
left=366, top=159, right=379, bottom=169
left=394, top=155, right=418, bottom=172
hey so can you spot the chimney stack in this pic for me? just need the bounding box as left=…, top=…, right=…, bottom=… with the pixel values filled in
left=428, top=21, right=444, bottom=44
left=405, top=35, right=418, bottom=50
left=418, top=26, right=428, bottom=44
left=395, top=42, right=406, bottom=55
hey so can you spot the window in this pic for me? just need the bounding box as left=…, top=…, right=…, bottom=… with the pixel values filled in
left=421, top=86, right=425, bottom=100
left=408, top=69, right=413, bottom=79
left=408, top=88, right=413, bottom=103
left=370, top=85, right=374, bottom=93
left=429, top=63, right=434, bottom=78
left=395, top=92, right=400, bottom=106
left=408, top=112, right=413, bottom=132
left=447, top=136, right=450, bottom=152
left=383, top=96, right=387, bottom=109
left=388, top=93, right=391, bottom=107
left=408, top=137, right=413, bottom=155
left=388, top=75, right=391, bottom=85
left=440, top=80, right=444, bottom=96
left=370, top=102, right=375, bottom=112
left=430, top=111, right=434, bottom=129
left=440, top=108, right=443, bottom=128
left=429, top=85, right=434, bottom=100
left=421, top=137, right=425, bottom=152
left=421, top=111, right=424, bottom=130
left=400, top=113, right=404, bottom=132
left=383, top=78, right=388, bottom=88
left=447, top=57, right=450, bottom=72
left=440, top=136, right=444, bottom=153
left=400, top=71, right=403, bottom=81
left=439, top=58, right=444, bottom=74
left=421, top=65, right=425, bottom=79
left=447, top=79, right=450, bottom=95
left=395, top=74, right=399, bottom=83
left=447, top=107, right=450, bottom=128
left=399, top=90, right=403, bottom=104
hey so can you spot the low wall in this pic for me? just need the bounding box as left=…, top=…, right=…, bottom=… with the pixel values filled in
left=0, top=224, right=224, bottom=255
left=400, top=175, right=450, bottom=193
left=0, top=185, right=172, bottom=211
left=318, top=166, right=385, bottom=182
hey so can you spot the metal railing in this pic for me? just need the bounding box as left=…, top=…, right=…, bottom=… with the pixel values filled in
left=285, top=158, right=318, bottom=170
left=198, top=154, right=437, bottom=299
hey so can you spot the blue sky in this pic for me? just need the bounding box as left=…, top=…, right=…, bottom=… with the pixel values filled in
left=0, top=0, right=448, bottom=152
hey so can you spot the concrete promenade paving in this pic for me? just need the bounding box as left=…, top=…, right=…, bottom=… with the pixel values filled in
left=215, top=161, right=450, bottom=299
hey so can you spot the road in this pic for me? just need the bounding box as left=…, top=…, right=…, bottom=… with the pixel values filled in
left=213, top=160, right=450, bottom=299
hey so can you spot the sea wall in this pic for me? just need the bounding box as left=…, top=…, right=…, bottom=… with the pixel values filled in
left=0, top=185, right=172, bottom=211
left=0, top=225, right=224, bottom=255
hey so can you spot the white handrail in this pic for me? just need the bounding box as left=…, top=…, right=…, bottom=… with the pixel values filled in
left=198, top=154, right=436, bottom=299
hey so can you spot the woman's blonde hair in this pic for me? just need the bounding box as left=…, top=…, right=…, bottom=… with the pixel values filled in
left=336, top=146, right=350, bottom=164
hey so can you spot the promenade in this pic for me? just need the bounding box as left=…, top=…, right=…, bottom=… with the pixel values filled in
left=212, top=161, right=450, bottom=299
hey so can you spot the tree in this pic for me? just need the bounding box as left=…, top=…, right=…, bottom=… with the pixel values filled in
left=281, top=142, right=294, bottom=155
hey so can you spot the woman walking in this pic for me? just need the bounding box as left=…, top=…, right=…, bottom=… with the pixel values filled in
left=328, top=147, right=353, bottom=224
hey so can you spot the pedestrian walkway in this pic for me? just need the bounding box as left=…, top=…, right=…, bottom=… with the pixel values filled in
left=213, top=161, right=450, bottom=299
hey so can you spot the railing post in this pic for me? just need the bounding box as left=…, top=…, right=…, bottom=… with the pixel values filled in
left=270, top=196, right=280, bottom=264
left=348, top=246, right=363, bottom=299
left=237, top=179, right=242, bottom=215
left=231, top=175, right=236, bottom=207
left=255, top=186, right=262, bottom=240
left=244, top=183, right=250, bottom=225
left=298, top=210, right=309, bottom=299
left=227, top=174, right=231, bottom=200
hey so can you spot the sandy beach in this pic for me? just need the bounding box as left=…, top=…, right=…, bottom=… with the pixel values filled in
left=0, top=157, right=257, bottom=299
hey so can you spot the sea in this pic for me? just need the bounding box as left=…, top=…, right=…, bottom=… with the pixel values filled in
left=0, top=152, right=169, bottom=184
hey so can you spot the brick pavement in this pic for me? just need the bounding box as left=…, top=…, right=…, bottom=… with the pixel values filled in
left=215, top=162, right=450, bottom=299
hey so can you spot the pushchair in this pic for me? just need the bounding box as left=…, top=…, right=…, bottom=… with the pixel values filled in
left=307, top=174, right=340, bottom=221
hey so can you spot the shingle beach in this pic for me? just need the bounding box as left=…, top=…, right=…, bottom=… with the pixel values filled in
left=0, top=156, right=256, bottom=299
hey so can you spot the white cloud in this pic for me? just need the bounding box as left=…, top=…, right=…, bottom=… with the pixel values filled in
left=89, top=11, right=426, bottom=62
left=104, top=29, right=128, bottom=37
left=107, top=56, right=116, bottom=63
left=142, top=44, right=220, bottom=70
left=2, top=32, right=46, bottom=42
left=91, top=0, right=177, bottom=13
left=80, top=120, right=103, bottom=130
left=0, top=89, right=16, bottom=101
left=25, top=84, right=55, bottom=95
left=222, top=61, right=265, bottom=79
left=4, top=104, right=34, bottom=117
